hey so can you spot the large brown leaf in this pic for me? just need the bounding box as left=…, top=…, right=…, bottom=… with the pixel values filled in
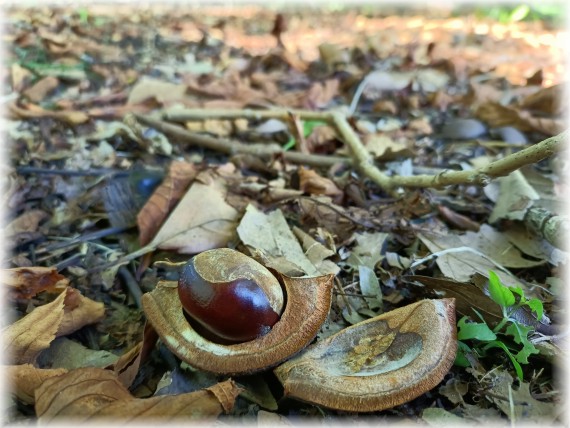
left=35, top=367, right=241, bottom=422
left=5, top=364, right=68, bottom=405
left=3, top=287, right=105, bottom=364
left=3, top=290, right=67, bottom=364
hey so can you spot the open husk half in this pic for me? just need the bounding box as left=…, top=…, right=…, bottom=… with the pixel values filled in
left=142, top=274, right=334, bottom=375
left=274, top=298, right=456, bottom=412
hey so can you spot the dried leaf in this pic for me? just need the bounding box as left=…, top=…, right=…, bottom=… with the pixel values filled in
left=57, top=288, right=105, bottom=336
left=487, top=170, right=540, bottom=222
left=363, top=134, right=413, bottom=160
left=346, top=231, right=389, bottom=270
left=22, top=76, right=59, bottom=103
left=519, top=83, right=566, bottom=116
left=237, top=204, right=319, bottom=276
left=38, top=337, right=118, bottom=369
left=2, top=266, right=68, bottom=299
left=404, top=275, right=503, bottom=327
left=35, top=367, right=241, bottom=422
left=418, top=224, right=544, bottom=287
left=137, top=160, right=198, bottom=246
left=3, top=289, right=67, bottom=364
left=127, top=76, right=189, bottom=105
left=149, top=174, right=238, bottom=254
left=109, top=341, right=143, bottom=388
left=292, top=226, right=339, bottom=275
left=5, top=364, right=68, bottom=405
left=298, top=167, right=343, bottom=200
left=4, top=209, right=48, bottom=237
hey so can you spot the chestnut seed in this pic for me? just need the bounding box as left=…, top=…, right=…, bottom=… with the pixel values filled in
left=178, top=248, right=284, bottom=343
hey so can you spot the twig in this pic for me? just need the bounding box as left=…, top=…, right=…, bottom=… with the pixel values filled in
left=165, top=108, right=331, bottom=122
left=15, top=166, right=129, bottom=177
left=331, top=111, right=567, bottom=191
left=35, top=226, right=131, bottom=256
left=118, top=266, right=143, bottom=309
left=330, top=111, right=396, bottom=195
left=133, top=114, right=349, bottom=168
left=524, top=206, right=569, bottom=250
left=138, top=109, right=567, bottom=194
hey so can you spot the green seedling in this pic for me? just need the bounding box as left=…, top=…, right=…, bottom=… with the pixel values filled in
left=283, top=120, right=327, bottom=151
left=455, top=270, right=543, bottom=380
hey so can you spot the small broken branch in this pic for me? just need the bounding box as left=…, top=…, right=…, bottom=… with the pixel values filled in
left=137, top=109, right=567, bottom=194
left=134, top=114, right=348, bottom=168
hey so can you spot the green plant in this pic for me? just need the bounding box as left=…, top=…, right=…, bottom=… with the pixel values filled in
left=455, top=270, right=543, bottom=380
left=283, top=120, right=326, bottom=151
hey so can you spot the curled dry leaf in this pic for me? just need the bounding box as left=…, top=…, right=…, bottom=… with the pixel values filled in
left=3, top=287, right=104, bottom=364
left=3, top=289, right=67, bottom=364
left=274, top=299, right=456, bottom=412
left=142, top=273, right=334, bottom=375
left=5, top=364, right=68, bottom=405
left=35, top=367, right=241, bottom=422
left=298, top=166, right=343, bottom=201
left=57, top=288, right=105, bottom=336
left=3, top=266, right=68, bottom=299
left=137, top=160, right=198, bottom=246
left=108, top=341, right=143, bottom=388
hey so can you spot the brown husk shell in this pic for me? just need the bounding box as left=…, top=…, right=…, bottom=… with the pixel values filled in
left=142, top=273, right=334, bottom=375
left=274, top=298, right=457, bottom=412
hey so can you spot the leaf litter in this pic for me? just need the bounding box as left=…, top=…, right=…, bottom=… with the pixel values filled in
left=4, top=4, right=567, bottom=424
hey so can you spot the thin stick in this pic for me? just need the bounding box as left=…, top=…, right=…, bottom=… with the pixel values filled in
left=138, top=110, right=567, bottom=193
left=165, top=108, right=332, bottom=122
left=134, top=114, right=349, bottom=168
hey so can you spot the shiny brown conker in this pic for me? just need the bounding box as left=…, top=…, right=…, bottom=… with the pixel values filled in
left=177, top=248, right=284, bottom=343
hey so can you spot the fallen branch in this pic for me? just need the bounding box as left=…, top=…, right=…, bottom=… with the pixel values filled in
left=133, top=114, right=348, bottom=168
left=139, top=109, right=567, bottom=194
left=331, top=111, right=567, bottom=191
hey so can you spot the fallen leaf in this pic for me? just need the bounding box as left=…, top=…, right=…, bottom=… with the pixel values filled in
left=38, top=337, right=118, bottom=369
left=471, top=368, right=562, bottom=424
left=5, top=364, right=68, bottom=405
left=149, top=173, right=239, bottom=254
left=518, top=83, right=566, bottom=116
left=291, top=226, right=339, bottom=275
left=237, top=204, right=319, bottom=276
left=35, top=368, right=241, bottom=422
left=404, top=275, right=503, bottom=327
left=127, top=76, right=189, bottom=105
left=22, top=76, right=59, bottom=103
left=418, top=224, right=543, bottom=287
left=3, top=289, right=67, bottom=364
left=487, top=170, right=540, bottom=223
left=3, top=266, right=69, bottom=299
left=422, top=408, right=465, bottom=425
left=363, top=134, right=413, bottom=160
left=57, top=288, right=105, bottom=336
left=298, top=167, right=343, bottom=200
left=346, top=231, right=389, bottom=270
left=109, top=341, right=143, bottom=389
left=4, top=209, right=48, bottom=237
left=137, top=160, right=198, bottom=246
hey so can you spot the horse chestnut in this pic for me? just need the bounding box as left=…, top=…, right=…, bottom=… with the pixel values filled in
left=178, top=248, right=284, bottom=343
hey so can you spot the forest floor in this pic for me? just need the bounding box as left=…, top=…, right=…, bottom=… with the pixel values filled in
left=4, top=4, right=568, bottom=425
